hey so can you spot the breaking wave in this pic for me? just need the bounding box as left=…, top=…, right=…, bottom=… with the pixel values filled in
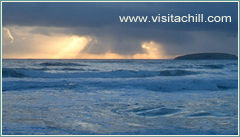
left=39, top=62, right=88, bottom=66
left=158, top=70, right=198, bottom=76
left=3, top=68, right=26, bottom=78
left=2, top=77, right=237, bottom=92
left=2, top=68, right=199, bottom=78
left=200, top=64, right=224, bottom=69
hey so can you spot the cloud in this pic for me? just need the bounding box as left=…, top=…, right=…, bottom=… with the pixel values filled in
left=4, top=27, right=14, bottom=43
left=3, top=2, right=238, bottom=34
left=53, top=36, right=93, bottom=59
left=133, top=41, right=169, bottom=59
left=77, top=41, right=170, bottom=59
left=2, top=26, right=172, bottom=59
left=2, top=25, right=238, bottom=59
left=2, top=2, right=238, bottom=58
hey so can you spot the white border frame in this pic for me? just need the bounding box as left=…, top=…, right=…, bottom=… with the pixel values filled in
left=0, top=1, right=239, bottom=136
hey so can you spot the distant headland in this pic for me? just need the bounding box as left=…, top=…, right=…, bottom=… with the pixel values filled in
left=174, top=53, right=238, bottom=60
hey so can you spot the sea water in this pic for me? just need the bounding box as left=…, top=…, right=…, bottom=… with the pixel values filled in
left=2, top=59, right=238, bottom=135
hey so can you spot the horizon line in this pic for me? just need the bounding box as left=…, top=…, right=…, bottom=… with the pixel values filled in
left=2, top=58, right=173, bottom=60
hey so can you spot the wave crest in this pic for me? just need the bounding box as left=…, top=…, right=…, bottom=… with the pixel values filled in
left=39, top=62, right=88, bottom=66
left=2, top=68, right=199, bottom=78
left=200, top=64, right=224, bottom=69
left=159, top=70, right=197, bottom=76
left=3, top=68, right=26, bottom=78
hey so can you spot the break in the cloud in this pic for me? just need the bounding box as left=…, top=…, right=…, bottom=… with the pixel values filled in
left=2, top=2, right=238, bottom=59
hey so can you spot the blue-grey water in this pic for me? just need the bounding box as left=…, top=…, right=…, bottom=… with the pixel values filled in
left=2, top=59, right=238, bottom=135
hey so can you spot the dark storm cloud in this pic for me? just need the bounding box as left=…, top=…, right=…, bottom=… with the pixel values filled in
left=3, top=2, right=238, bottom=33
left=2, top=2, right=238, bottom=56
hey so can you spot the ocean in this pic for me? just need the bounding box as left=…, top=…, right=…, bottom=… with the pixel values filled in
left=2, top=59, right=238, bottom=135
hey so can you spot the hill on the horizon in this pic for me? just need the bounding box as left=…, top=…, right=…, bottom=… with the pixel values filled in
left=174, top=53, right=238, bottom=60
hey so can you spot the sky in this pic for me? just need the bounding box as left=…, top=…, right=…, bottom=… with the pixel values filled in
left=2, top=2, right=238, bottom=59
